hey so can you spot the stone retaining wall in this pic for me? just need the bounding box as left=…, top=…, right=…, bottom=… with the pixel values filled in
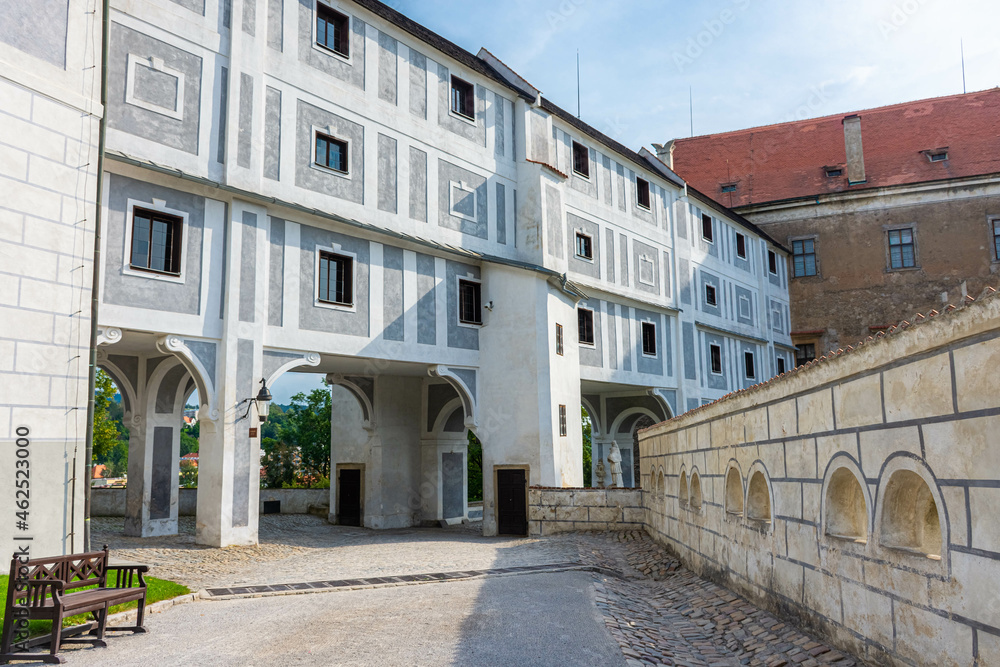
left=528, top=487, right=644, bottom=536
left=92, top=488, right=329, bottom=517
left=639, top=291, right=1000, bottom=667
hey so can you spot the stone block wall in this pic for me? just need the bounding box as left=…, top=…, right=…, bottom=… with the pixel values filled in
left=528, top=487, right=643, bottom=536
left=640, top=291, right=1000, bottom=667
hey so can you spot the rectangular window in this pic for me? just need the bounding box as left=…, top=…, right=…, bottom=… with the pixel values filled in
left=450, top=75, right=475, bottom=121
left=705, top=284, right=717, bottom=307
left=710, top=344, right=723, bottom=374
left=458, top=279, right=482, bottom=325
left=316, top=4, right=349, bottom=57
left=825, top=167, right=842, bottom=178
left=721, top=183, right=737, bottom=193
left=993, top=219, right=1000, bottom=260
left=792, top=238, right=817, bottom=277
left=130, top=207, right=183, bottom=276
left=641, top=321, right=657, bottom=356
left=795, top=343, right=816, bottom=367
left=744, top=351, right=756, bottom=379
left=636, top=177, right=651, bottom=210
left=572, top=141, right=590, bottom=178
left=768, top=249, right=778, bottom=275
left=735, top=233, right=747, bottom=259
left=776, top=357, right=786, bottom=375
left=575, top=232, right=593, bottom=260
left=315, top=132, right=348, bottom=173
left=578, top=308, right=595, bottom=346
left=888, top=228, right=916, bottom=269
left=701, top=213, right=713, bottom=242
left=555, top=323, right=564, bottom=356
left=558, top=404, right=567, bottom=437
left=317, top=251, right=354, bottom=306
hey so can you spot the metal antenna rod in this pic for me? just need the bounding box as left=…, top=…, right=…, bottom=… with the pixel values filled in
left=689, top=86, right=694, bottom=137
left=961, top=39, right=967, bottom=94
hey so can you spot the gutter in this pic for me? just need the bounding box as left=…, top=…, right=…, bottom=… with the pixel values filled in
left=105, top=150, right=588, bottom=300
left=83, top=0, right=111, bottom=552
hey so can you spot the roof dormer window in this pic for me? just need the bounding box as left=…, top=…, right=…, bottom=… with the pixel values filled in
left=720, top=183, right=737, bottom=193
left=824, top=166, right=843, bottom=178
left=923, top=148, right=949, bottom=163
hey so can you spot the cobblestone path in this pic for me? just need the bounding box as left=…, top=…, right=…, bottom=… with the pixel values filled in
left=95, top=518, right=859, bottom=666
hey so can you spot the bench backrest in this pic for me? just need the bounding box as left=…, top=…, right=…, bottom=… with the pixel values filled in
left=7, top=547, right=109, bottom=599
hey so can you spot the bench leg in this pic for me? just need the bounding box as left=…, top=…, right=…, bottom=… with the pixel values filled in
left=134, top=596, right=148, bottom=633
left=49, top=615, right=64, bottom=661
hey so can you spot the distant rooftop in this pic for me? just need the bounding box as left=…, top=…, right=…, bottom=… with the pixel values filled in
left=669, top=88, right=1000, bottom=208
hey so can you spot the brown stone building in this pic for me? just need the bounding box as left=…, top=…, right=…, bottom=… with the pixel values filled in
left=658, top=88, right=1000, bottom=361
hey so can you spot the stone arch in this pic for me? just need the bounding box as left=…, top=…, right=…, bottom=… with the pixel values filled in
left=96, top=355, right=138, bottom=420
left=875, top=455, right=947, bottom=563
left=725, top=460, right=744, bottom=516
left=745, top=461, right=774, bottom=528
left=428, top=365, right=477, bottom=429
left=678, top=465, right=689, bottom=507
left=581, top=396, right=603, bottom=438
left=328, top=374, right=376, bottom=431
left=156, top=335, right=219, bottom=422
left=610, top=407, right=661, bottom=438
left=432, top=398, right=469, bottom=437
left=689, top=467, right=703, bottom=510
left=821, top=454, right=872, bottom=542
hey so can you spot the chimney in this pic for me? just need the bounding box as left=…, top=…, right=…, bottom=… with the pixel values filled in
left=652, top=140, right=676, bottom=169
left=842, top=115, right=866, bottom=185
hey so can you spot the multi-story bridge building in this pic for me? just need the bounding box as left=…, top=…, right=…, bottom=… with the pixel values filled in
left=1, top=0, right=792, bottom=553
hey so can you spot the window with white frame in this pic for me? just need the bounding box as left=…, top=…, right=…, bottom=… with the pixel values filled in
left=768, top=249, right=778, bottom=275
left=555, top=323, right=564, bottom=356
left=887, top=227, right=916, bottom=270
left=636, top=177, right=651, bottom=210
left=558, top=404, right=567, bottom=436
left=701, top=213, right=714, bottom=242
left=130, top=207, right=183, bottom=276
left=572, top=141, right=590, bottom=178
left=458, top=279, right=482, bottom=325
left=736, top=232, right=747, bottom=259
left=641, top=321, right=657, bottom=356
left=744, top=351, right=756, bottom=379
left=705, top=283, right=718, bottom=307
left=710, top=344, right=723, bottom=374
left=776, top=357, right=786, bottom=375
left=317, top=250, right=354, bottom=306
left=575, top=232, right=593, bottom=260
left=450, top=75, right=475, bottom=120
left=578, top=308, right=595, bottom=346
left=316, top=3, right=350, bottom=57
left=315, top=131, right=349, bottom=173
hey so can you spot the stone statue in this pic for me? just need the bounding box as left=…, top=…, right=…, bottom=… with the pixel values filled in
left=608, top=443, right=624, bottom=488
left=595, top=459, right=606, bottom=488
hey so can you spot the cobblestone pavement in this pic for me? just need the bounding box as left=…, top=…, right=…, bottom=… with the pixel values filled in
left=95, top=518, right=859, bottom=667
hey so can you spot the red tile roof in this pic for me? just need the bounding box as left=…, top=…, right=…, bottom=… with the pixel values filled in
left=671, top=88, right=1000, bottom=208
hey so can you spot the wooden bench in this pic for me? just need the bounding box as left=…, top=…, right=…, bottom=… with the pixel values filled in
left=0, top=546, right=148, bottom=664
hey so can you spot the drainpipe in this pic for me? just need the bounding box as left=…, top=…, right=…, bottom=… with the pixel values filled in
left=83, top=0, right=111, bottom=553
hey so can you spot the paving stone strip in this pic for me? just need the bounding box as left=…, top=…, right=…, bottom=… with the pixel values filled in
left=202, top=561, right=589, bottom=600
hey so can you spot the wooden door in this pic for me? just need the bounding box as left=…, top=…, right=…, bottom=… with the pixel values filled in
left=496, top=469, right=527, bottom=536
left=338, top=468, right=362, bottom=527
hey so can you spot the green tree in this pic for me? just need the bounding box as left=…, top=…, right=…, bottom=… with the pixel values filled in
left=260, top=437, right=297, bottom=488
left=280, top=387, right=332, bottom=481
left=582, top=406, right=593, bottom=487
left=261, top=403, right=287, bottom=440
left=178, top=459, right=198, bottom=487
left=103, top=439, right=129, bottom=478
left=180, top=426, right=199, bottom=456
left=467, top=431, right=483, bottom=502
left=93, top=370, right=125, bottom=462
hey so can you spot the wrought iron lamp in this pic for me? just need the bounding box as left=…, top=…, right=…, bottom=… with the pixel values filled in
left=240, top=378, right=273, bottom=423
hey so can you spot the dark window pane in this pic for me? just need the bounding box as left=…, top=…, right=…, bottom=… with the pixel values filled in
left=702, top=214, right=713, bottom=241
left=132, top=214, right=150, bottom=269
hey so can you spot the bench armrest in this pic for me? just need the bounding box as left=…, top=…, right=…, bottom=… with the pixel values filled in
left=12, top=579, right=65, bottom=608
left=106, top=563, right=149, bottom=589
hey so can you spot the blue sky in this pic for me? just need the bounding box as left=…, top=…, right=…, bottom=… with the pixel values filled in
left=271, top=0, right=1000, bottom=404
left=392, top=0, right=999, bottom=148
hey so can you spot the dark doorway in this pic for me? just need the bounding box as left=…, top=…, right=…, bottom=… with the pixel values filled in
left=496, top=468, right=527, bottom=536
left=338, top=468, right=362, bottom=527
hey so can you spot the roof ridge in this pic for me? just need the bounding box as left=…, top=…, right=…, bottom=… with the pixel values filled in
left=672, top=86, right=1000, bottom=143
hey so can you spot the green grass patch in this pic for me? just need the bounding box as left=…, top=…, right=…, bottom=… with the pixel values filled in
left=0, top=573, right=189, bottom=637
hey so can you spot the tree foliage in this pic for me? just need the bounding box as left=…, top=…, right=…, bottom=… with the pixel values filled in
left=281, top=388, right=332, bottom=479
left=582, top=406, right=593, bottom=487
left=93, top=370, right=124, bottom=462
left=467, top=431, right=483, bottom=502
